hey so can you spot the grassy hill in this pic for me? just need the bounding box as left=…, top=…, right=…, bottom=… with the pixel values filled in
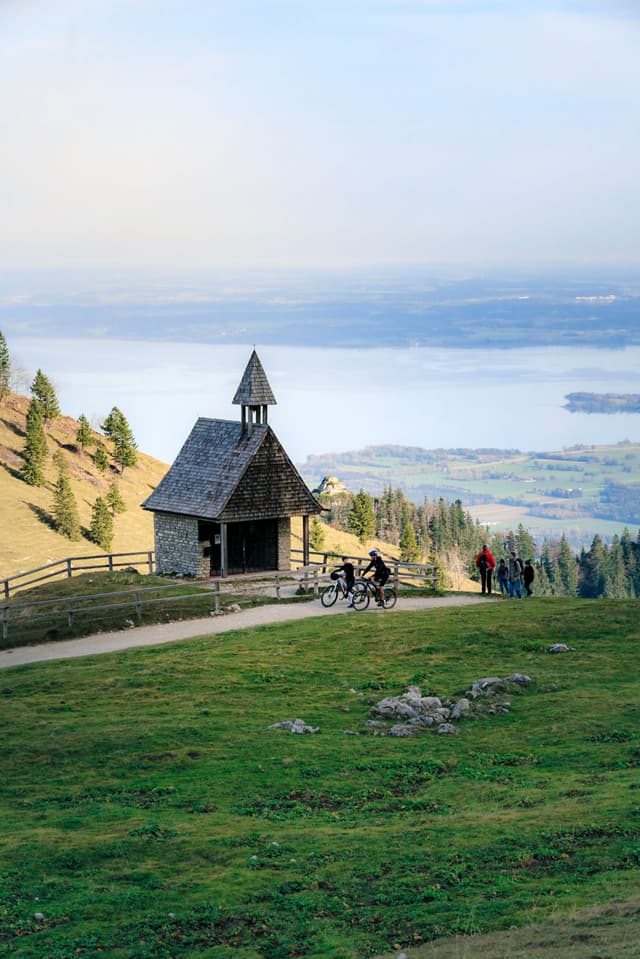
left=0, top=392, right=168, bottom=579
left=1, top=598, right=638, bottom=957
left=299, top=442, right=640, bottom=546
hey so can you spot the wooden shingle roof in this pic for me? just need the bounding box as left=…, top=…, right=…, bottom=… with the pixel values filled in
left=142, top=418, right=320, bottom=521
left=232, top=350, right=277, bottom=407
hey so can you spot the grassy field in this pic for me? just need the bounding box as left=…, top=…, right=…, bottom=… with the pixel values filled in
left=1, top=598, right=639, bottom=958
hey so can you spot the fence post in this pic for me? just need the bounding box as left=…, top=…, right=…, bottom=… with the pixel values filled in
left=2, top=607, right=8, bottom=643
left=67, top=599, right=74, bottom=629
left=147, top=551, right=153, bottom=574
left=393, top=561, right=399, bottom=590
left=3, top=579, right=8, bottom=600
left=214, top=581, right=220, bottom=613
left=313, top=570, right=319, bottom=596
left=108, top=554, right=114, bottom=572
left=66, top=558, right=72, bottom=579
left=275, top=573, right=280, bottom=600
left=432, top=566, right=438, bottom=592
left=135, top=591, right=142, bottom=622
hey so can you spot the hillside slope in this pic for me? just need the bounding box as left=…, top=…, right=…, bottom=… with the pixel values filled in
left=0, top=393, right=168, bottom=579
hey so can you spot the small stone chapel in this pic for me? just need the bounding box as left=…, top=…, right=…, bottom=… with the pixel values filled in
left=142, top=351, right=321, bottom=578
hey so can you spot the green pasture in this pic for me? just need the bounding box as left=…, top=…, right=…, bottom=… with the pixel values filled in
left=1, top=599, right=639, bottom=958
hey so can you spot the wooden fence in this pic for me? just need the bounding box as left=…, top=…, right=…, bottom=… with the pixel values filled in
left=2, top=551, right=155, bottom=600
left=290, top=548, right=439, bottom=592
left=1, top=570, right=327, bottom=644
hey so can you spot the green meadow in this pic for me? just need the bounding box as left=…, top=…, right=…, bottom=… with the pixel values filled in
left=1, top=599, right=639, bottom=958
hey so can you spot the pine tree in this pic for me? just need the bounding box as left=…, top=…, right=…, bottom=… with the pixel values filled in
left=106, top=481, right=127, bottom=515
left=21, top=399, right=48, bottom=486
left=399, top=520, right=421, bottom=563
left=515, top=523, right=536, bottom=563
left=556, top=534, right=578, bottom=597
left=76, top=414, right=95, bottom=452
left=31, top=368, right=60, bottom=421
left=93, top=445, right=110, bottom=472
left=102, top=406, right=138, bottom=473
left=53, top=470, right=81, bottom=540
left=309, top=516, right=325, bottom=552
left=0, top=330, right=10, bottom=401
left=89, top=496, right=114, bottom=551
left=348, top=489, right=376, bottom=544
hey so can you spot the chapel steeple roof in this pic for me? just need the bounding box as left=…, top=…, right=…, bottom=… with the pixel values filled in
left=232, top=350, right=277, bottom=407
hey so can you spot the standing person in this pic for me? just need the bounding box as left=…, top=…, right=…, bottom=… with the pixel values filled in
left=523, top=559, right=535, bottom=596
left=508, top=550, right=524, bottom=599
left=497, top=558, right=509, bottom=595
left=332, top=556, right=356, bottom=605
left=475, top=544, right=496, bottom=595
left=362, top=549, right=390, bottom=606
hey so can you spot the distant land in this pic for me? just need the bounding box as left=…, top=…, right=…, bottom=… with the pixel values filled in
left=564, top=392, right=640, bottom=414
left=2, top=268, right=640, bottom=349
left=298, top=441, right=640, bottom=547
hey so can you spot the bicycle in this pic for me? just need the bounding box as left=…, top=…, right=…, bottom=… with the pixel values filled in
left=320, top=573, right=355, bottom=608
left=351, top=577, right=397, bottom=611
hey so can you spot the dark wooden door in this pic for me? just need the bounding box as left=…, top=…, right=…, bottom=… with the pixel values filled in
left=227, top=519, right=277, bottom=573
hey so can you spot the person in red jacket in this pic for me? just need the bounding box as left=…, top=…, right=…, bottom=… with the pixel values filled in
left=475, top=544, right=496, bottom=595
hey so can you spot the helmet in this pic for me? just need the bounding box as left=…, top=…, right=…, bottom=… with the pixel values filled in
left=368, top=550, right=378, bottom=556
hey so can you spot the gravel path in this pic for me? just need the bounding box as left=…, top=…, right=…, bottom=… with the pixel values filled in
left=0, top=594, right=496, bottom=668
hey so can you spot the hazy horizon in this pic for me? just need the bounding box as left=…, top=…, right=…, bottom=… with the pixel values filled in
left=2, top=1, right=639, bottom=271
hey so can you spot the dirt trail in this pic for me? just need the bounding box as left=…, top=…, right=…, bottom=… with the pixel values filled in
left=0, top=594, right=496, bottom=668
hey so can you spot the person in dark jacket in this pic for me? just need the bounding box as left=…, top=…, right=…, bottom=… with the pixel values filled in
left=331, top=556, right=356, bottom=604
left=497, top=558, right=509, bottom=595
left=475, top=544, right=496, bottom=594
left=362, top=550, right=390, bottom=606
left=523, top=559, right=535, bottom=596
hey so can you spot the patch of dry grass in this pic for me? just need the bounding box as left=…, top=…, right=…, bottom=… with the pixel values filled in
left=0, top=392, right=167, bottom=579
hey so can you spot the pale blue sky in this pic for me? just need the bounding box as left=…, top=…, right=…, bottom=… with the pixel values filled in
left=1, top=0, right=638, bottom=270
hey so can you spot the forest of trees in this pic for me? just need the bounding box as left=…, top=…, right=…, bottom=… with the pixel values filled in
left=317, top=482, right=640, bottom=600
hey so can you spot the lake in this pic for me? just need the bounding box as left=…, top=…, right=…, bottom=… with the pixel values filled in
left=12, top=338, right=640, bottom=468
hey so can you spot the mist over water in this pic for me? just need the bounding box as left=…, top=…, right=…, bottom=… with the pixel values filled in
left=14, top=338, right=640, bottom=468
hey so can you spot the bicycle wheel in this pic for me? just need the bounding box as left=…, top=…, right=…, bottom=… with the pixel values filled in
left=382, top=587, right=397, bottom=610
left=351, top=583, right=370, bottom=611
left=321, top=583, right=339, bottom=607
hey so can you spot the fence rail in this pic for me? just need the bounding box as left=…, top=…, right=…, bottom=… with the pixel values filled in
left=2, top=551, right=155, bottom=600
left=290, top=548, right=439, bottom=591
left=0, top=570, right=329, bottom=644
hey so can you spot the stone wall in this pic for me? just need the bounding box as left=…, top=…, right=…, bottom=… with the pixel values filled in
left=154, top=512, right=200, bottom=577
left=277, top=517, right=291, bottom=570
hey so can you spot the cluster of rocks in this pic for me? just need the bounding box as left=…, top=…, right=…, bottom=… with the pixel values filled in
left=547, top=643, right=575, bottom=653
left=269, top=718, right=319, bottom=734
left=364, top=674, right=533, bottom=738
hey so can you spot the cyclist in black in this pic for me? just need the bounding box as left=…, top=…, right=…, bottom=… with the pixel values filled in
left=331, top=556, right=356, bottom=605
left=362, top=550, right=390, bottom=606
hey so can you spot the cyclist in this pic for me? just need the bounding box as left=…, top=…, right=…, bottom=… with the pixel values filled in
left=361, top=549, right=390, bottom=606
left=331, top=556, right=356, bottom=605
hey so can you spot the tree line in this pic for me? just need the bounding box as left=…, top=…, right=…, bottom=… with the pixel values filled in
left=1, top=330, right=137, bottom=551
left=313, top=481, right=640, bottom=599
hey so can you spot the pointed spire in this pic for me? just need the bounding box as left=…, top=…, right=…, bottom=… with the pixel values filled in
left=232, top=350, right=277, bottom=407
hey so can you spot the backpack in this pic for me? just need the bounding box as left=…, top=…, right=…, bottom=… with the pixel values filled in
left=478, top=554, right=489, bottom=572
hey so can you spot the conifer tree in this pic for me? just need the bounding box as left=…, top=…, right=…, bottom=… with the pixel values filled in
left=102, top=406, right=138, bottom=473
left=0, top=330, right=10, bottom=401
left=93, top=444, right=110, bottom=472
left=76, top=414, right=95, bottom=452
left=556, top=534, right=578, bottom=597
left=399, top=520, right=421, bottom=563
left=348, top=489, right=376, bottom=544
left=89, top=496, right=114, bottom=551
left=31, top=368, right=60, bottom=421
left=53, top=470, right=81, bottom=540
left=21, top=399, right=48, bottom=486
left=106, top=481, right=127, bottom=515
